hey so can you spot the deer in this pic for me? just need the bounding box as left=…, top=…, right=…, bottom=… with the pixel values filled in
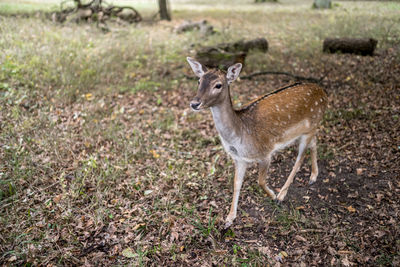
left=186, top=57, right=328, bottom=228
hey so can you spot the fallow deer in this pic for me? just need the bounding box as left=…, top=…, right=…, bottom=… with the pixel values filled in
left=186, top=57, right=328, bottom=228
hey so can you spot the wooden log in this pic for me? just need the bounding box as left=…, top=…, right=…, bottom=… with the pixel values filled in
left=217, top=38, right=268, bottom=53
left=323, top=38, right=377, bottom=56
left=195, top=49, right=246, bottom=70
left=195, top=38, right=268, bottom=69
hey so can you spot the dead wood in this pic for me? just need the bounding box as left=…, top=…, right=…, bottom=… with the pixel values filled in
left=185, top=69, right=321, bottom=84
left=51, top=0, right=142, bottom=26
left=194, top=38, right=268, bottom=69
left=217, top=38, right=268, bottom=53
left=174, top=20, right=215, bottom=36
left=323, top=37, right=378, bottom=56
left=240, top=70, right=322, bottom=83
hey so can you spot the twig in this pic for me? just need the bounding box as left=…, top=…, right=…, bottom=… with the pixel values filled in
left=299, top=229, right=326, bottom=233
left=27, top=181, right=60, bottom=196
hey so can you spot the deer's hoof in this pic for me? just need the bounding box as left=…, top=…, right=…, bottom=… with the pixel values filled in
left=276, top=192, right=287, bottom=203
left=224, top=220, right=233, bottom=229
left=309, top=173, right=318, bottom=185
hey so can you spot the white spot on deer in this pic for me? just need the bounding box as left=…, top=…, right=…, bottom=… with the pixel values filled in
left=310, top=108, right=314, bottom=112
left=288, top=114, right=291, bottom=119
left=315, top=101, right=318, bottom=106
left=320, top=99, right=323, bottom=103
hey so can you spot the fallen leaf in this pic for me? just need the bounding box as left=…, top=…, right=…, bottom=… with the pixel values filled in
left=85, top=93, right=94, bottom=101
left=376, top=193, right=384, bottom=202
left=346, top=206, right=356, bottom=213
left=341, top=255, right=352, bottom=266
left=122, top=247, right=136, bottom=258
left=132, top=223, right=146, bottom=231
left=149, top=149, right=160, bottom=159
left=295, top=235, right=307, bottom=242
left=258, top=246, right=271, bottom=255
left=170, top=231, right=179, bottom=242
left=53, top=194, right=62, bottom=203
left=374, top=230, right=386, bottom=238
left=328, top=246, right=337, bottom=255
left=144, top=189, right=153, bottom=195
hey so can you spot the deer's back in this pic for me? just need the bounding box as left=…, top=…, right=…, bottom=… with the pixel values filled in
left=236, top=83, right=328, bottom=149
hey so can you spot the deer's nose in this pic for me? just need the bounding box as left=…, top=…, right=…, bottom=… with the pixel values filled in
left=190, top=101, right=201, bottom=110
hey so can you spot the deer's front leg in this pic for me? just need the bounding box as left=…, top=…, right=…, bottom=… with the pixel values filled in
left=225, top=160, right=247, bottom=228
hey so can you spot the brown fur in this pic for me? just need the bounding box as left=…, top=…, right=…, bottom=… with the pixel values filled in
left=187, top=57, right=328, bottom=228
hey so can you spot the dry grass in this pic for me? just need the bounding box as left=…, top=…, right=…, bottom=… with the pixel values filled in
left=1, top=0, right=399, bottom=265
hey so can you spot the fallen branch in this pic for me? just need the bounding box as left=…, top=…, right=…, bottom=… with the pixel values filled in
left=240, top=71, right=323, bottom=83
left=184, top=70, right=323, bottom=84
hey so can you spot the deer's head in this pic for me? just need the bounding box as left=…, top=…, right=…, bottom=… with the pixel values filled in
left=187, top=57, right=242, bottom=111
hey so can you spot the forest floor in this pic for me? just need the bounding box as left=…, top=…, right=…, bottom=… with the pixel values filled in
left=1, top=0, right=399, bottom=266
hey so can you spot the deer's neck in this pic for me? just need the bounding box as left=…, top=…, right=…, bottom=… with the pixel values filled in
left=210, top=92, right=242, bottom=143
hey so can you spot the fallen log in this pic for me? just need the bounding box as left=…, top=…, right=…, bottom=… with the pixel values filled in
left=323, top=37, right=377, bottom=56
left=195, top=49, right=247, bottom=70
left=217, top=38, right=268, bottom=53
left=194, top=38, right=268, bottom=69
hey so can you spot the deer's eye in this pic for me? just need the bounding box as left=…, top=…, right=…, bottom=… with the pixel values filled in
left=215, top=83, right=222, bottom=89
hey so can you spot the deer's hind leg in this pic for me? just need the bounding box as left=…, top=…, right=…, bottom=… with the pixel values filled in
left=309, top=136, right=319, bottom=185
left=276, top=134, right=314, bottom=202
left=258, top=158, right=276, bottom=200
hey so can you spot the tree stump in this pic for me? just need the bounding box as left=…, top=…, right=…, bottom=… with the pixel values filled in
left=323, top=38, right=378, bottom=56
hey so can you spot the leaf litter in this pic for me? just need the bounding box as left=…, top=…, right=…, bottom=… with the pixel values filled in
left=1, top=17, right=400, bottom=267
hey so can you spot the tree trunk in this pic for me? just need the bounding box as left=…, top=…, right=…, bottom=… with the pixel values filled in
left=323, top=38, right=378, bottom=56
left=158, top=0, right=171, bottom=21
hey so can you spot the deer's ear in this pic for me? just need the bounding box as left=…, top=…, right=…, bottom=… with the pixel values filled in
left=187, top=57, right=206, bottom=78
left=226, top=63, right=242, bottom=84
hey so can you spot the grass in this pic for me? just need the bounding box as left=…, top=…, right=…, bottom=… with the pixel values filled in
left=1, top=0, right=399, bottom=265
